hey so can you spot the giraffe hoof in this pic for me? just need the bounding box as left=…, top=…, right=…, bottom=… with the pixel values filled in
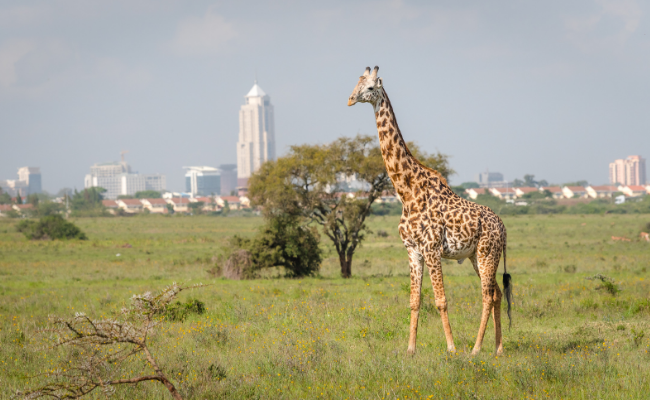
left=470, top=349, right=480, bottom=356
left=447, top=345, right=456, bottom=353
left=407, top=347, right=416, bottom=356
left=496, top=348, right=504, bottom=356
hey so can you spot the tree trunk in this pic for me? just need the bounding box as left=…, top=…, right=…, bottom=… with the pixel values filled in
left=339, top=253, right=353, bottom=278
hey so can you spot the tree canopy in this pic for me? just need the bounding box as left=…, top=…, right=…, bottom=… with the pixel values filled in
left=135, top=190, right=162, bottom=199
left=70, top=187, right=107, bottom=216
left=249, top=134, right=453, bottom=278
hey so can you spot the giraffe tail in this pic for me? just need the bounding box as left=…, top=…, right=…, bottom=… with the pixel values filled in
left=503, top=237, right=513, bottom=329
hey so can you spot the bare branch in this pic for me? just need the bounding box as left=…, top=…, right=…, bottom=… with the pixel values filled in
left=17, top=283, right=208, bottom=400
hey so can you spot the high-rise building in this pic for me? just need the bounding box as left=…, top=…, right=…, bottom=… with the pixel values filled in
left=609, top=155, right=646, bottom=185
left=0, top=167, right=41, bottom=197
left=237, top=81, right=276, bottom=188
left=17, top=167, right=42, bottom=195
left=184, top=166, right=221, bottom=196
left=475, top=171, right=505, bottom=188
left=84, top=153, right=166, bottom=199
left=219, top=164, right=237, bottom=196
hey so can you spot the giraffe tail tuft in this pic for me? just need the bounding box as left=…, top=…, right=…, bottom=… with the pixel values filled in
left=503, top=239, right=513, bottom=329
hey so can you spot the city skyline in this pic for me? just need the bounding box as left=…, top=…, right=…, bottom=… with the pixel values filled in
left=1, top=1, right=649, bottom=192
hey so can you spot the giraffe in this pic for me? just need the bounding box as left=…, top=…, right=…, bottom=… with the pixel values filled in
left=348, top=66, right=512, bottom=355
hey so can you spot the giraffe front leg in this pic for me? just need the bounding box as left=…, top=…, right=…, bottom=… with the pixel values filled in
left=425, top=250, right=455, bottom=353
left=406, top=246, right=424, bottom=355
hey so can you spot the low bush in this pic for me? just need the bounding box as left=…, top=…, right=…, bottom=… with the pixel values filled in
left=228, top=214, right=322, bottom=278
left=16, top=215, right=87, bottom=240
left=163, top=298, right=206, bottom=322
left=586, top=274, right=620, bottom=296
left=370, top=202, right=402, bottom=216
left=222, top=249, right=256, bottom=280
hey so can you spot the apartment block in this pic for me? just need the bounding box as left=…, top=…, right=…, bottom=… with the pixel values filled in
left=609, top=155, right=646, bottom=186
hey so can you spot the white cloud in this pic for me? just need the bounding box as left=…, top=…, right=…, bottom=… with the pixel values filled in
left=170, top=8, right=236, bottom=56
left=565, top=0, right=642, bottom=52
left=0, top=39, right=34, bottom=87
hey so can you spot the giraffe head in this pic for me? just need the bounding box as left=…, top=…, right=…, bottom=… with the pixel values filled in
left=347, top=66, right=383, bottom=107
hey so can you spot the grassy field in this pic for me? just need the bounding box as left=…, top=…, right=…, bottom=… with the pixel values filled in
left=1, top=213, right=649, bottom=399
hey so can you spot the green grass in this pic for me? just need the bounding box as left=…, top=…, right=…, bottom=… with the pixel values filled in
left=1, top=214, right=650, bottom=399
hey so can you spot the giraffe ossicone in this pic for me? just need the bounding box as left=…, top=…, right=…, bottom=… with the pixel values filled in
left=348, top=66, right=513, bottom=356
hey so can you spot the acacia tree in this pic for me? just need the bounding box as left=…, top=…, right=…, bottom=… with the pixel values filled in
left=248, top=135, right=452, bottom=278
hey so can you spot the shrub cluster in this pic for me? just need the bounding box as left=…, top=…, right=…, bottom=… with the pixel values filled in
left=16, top=215, right=88, bottom=240
left=221, top=214, right=322, bottom=279
left=163, top=298, right=206, bottom=322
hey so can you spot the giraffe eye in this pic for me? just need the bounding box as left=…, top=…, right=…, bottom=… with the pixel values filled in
left=368, top=87, right=374, bottom=91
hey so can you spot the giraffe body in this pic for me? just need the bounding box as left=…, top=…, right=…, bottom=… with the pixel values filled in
left=348, top=66, right=512, bottom=355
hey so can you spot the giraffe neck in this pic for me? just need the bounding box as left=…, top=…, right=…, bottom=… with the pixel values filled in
left=373, top=90, right=420, bottom=200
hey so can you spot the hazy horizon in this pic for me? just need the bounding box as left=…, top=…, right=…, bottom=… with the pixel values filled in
left=1, top=0, right=649, bottom=193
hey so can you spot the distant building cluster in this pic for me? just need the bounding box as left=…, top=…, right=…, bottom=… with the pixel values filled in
left=0, top=167, right=41, bottom=197
left=100, top=195, right=250, bottom=214
left=475, top=171, right=508, bottom=188
left=466, top=184, right=650, bottom=202
left=84, top=153, right=166, bottom=199
left=609, top=155, right=646, bottom=186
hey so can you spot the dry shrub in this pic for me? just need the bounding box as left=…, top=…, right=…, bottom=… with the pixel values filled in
left=223, top=249, right=256, bottom=280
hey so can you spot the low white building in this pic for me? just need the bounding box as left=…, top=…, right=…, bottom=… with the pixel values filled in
left=514, top=187, right=539, bottom=197
left=489, top=187, right=517, bottom=200
left=140, top=198, right=168, bottom=213
left=619, top=185, right=647, bottom=197
left=539, top=186, right=564, bottom=199
left=586, top=186, right=618, bottom=198
left=116, top=199, right=144, bottom=213
left=562, top=186, right=588, bottom=199
left=166, top=197, right=190, bottom=213
left=466, top=188, right=487, bottom=200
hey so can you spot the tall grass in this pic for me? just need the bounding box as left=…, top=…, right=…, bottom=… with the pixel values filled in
left=1, top=214, right=649, bottom=399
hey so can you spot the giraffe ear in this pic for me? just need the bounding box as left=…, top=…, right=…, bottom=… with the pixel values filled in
left=376, top=77, right=383, bottom=88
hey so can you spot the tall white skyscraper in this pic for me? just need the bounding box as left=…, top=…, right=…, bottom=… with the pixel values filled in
left=237, top=81, right=276, bottom=187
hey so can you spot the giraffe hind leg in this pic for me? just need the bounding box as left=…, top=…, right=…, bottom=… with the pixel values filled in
left=471, top=255, right=500, bottom=355
left=492, top=283, right=504, bottom=355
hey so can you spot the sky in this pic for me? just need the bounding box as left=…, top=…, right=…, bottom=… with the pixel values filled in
left=1, top=0, right=649, bottom=193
